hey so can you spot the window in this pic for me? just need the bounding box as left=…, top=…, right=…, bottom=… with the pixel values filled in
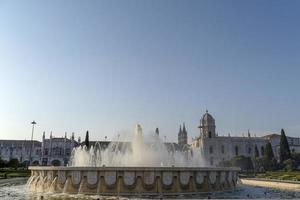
left=235, top=146, right=239, bottom=156
left=66, top=148, right=71, bottom=156
left=221, top=145, right=225, bottom=154
left=210, top=157, right=214, bottom=166
left=42, top=158, right=48, bottom=166
left=209, top=145, right=213, bottom=154
left=208, top=131, right=212, bottom=138
left=248, top=147, right=251, bottom=154
left=53, top=147, right=62, bottom=156
left=45, top=148, right=48, bottom=155
left=261, top=146, right=264, bottom=156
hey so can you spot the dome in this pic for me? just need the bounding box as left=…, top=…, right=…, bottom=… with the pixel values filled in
left=200, top=110, right=215, bottom=127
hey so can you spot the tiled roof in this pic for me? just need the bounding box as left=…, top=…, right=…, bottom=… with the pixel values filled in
left=262, top=133, right=280, bottom=139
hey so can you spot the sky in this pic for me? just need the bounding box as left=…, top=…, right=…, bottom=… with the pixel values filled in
left=0, top=0, right=299, bottom=142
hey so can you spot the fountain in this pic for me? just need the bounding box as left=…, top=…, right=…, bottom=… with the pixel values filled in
left=27, top=124, right=239, bottom=196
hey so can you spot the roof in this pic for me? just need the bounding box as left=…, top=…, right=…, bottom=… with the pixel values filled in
left=44, top=137, right=73, bottom=142
left=263, top=133, right=300, bottom=141
left=0, top=140, right=41, bottom=147
left=263, top=133, right=280, bottom=139
left=199, top=110, right=215, bottom=127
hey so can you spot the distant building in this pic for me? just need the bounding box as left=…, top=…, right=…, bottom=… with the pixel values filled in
left=178, top=123, right=188, bottom=147
left=1, top=113, right=299, bottom=167
left=263, top=133, right=300, bottom=161
left=41, top=132, right=78, bottom=166
left=0, top=140, right=41, bottom=165
left=191, top=110, right=300, bottom=166
left=0, top=132, right=79, bottom=166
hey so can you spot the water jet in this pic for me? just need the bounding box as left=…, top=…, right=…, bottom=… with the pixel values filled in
left=27, top=124, right=239, bottom=196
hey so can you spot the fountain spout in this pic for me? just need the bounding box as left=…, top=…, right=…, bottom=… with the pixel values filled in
left=134, top=124, right=143, bottom=136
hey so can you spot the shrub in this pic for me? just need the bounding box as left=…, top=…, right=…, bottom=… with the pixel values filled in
left=231, top=156, right=254, bottom=171
left=0, top=157, right=5, bottom=168
left=283, top=159, right=297, bottom=171
left=7, top=158, right=20, bottom=169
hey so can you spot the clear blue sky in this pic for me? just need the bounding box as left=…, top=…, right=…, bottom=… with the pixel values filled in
left=0, top=0, right=299, bottom=142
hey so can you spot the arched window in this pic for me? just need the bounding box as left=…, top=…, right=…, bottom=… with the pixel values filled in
left=208, top=131, right=212, bottom=138
left=235, top=146, right=239, bottom=156
left=45, top=148, right=48, bottom=155
left=221, top=145, right=225, bottom=154
left=51, top=160, right=61, bottom=166
left=210, top=157, right=214, bottom=166
left=248, top=147, right=252, bottom=154
left=209, top=145, right=213, bottom=154
left=261, top=146, right=264, bottom=156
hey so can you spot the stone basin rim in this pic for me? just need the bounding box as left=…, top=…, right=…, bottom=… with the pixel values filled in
left=29, top=166, right=240, bottom=171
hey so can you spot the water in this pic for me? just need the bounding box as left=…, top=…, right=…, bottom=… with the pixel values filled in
left=2, top=178, right=300, bottom=199
left=69, top=124, right=206, bottom=167
left=22, top=124, right=300, bottom=198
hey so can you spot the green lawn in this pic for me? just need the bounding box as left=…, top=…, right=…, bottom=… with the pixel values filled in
left=256, top=171, right=300, bottom=181
left=0, top=169, right=30, bottom=178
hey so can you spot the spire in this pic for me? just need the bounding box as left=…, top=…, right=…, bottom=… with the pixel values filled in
left=50, top=131, right=53, bottom=139
left=183, top=123, right=187, bottom=133
left=42, top=131, right=45, bottom=140
left=65, top=132, right=67, bottom=139
left=179, top=125, right=182, bottom=134
left=248, top=129, right=251, bottom=138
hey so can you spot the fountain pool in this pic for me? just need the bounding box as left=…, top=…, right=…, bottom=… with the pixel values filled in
left=27, top=124, right=240, bottom=196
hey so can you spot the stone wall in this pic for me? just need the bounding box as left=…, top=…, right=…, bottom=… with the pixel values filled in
left=28, top=166, right=239, bottom=195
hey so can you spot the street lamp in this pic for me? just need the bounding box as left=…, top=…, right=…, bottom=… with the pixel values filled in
left=28, top=120, right=37, bottom=167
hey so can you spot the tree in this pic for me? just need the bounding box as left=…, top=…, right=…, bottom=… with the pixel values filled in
left=85, top=130, right=90, bottom=148
left=7, top=158, right=19, bottom=169
left=263, top=142, right=278, bottom=170
left=253, top=145, right=260, bottom=174
left=279, top=129, right=291, bottom=163
left=0, top=157, right=5, bottom=168
left=265, top=142, right=274, bottom=160
left=254, top=145, right=259, bottom=158
left=291, top=152, right=300, bottom=168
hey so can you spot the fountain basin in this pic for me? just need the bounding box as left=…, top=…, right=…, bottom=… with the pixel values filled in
left=28, top=166, right=240, bottom=196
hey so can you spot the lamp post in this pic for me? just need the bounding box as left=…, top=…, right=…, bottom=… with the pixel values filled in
left=28, top=120, right=36, bottom=167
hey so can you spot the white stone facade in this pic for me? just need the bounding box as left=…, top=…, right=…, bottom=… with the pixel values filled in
left=192, top=111, right=299, bottom=166
left=0, top=132, right=78, bottom=166
left=41, top=132, right=77, bottom=166
left=0, top=140, right=41, bottom=165
left=263, top=133, right=300, bottom=161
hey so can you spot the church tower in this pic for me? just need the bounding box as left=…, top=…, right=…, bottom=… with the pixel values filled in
left=178, top=125, right=182, bottom=145
left=178, top=123, right=188, bottom=146
left=198, top=110, right=216, bottom=138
